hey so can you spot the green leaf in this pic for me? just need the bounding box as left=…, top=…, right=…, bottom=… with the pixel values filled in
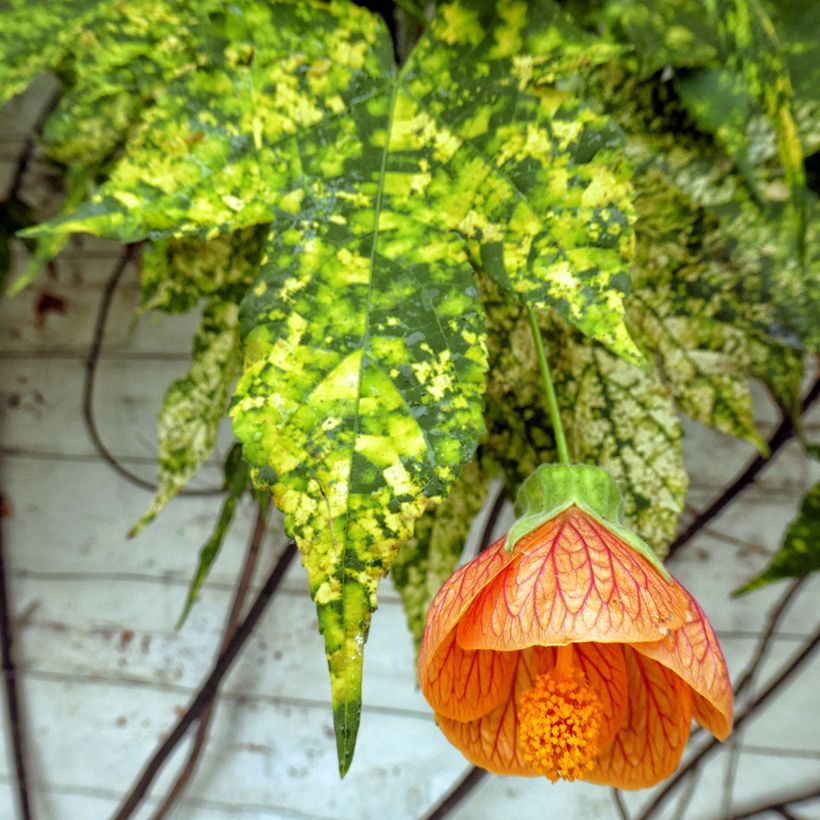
left=626, top=159, right=804, bottom=442
left=130, top=299, right=240, bottom=536
left=140, top=225, right=270, bottom=314
left=480, top=279, right=687, bottom=557
left=734, top=481, right=820, bottom=595
left=587, top=0, right=719, bottom=75
left=39, top=0, right=212, bottom=171
left=177, top=443, right=251, bottom=627
left=6, top=167, right=95, bottom=296
left=0, top=0, right=105, bottom=106
left=30, top=0, right=641, bottom=363
left=675, top=68, right=762, bottom=203
left=391, top=457, right=490, bottom=651
left=231, top=205, right=488, bottom=776
left=704, top=0, right=807, bottom=255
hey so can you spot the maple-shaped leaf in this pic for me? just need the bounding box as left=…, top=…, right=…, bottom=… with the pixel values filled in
left=480, top=279, right=687, bottom=557
left=28, top=0, right=640, bottom=363
left=391, top=457, right=490, bottom=651
left=734, top=481, right=820, bottom=595
left=23, top=0, right=642, bottom=774
left=131, top=299, right=240, bottom=535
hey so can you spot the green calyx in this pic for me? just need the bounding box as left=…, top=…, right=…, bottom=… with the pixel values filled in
left=505, top=463, right=672, bottom=581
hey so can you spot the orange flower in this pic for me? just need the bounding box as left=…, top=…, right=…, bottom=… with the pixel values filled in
left=418, top=466, right=733, bottom=789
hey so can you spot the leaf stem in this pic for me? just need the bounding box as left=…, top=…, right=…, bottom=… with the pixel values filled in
left=526, top=306, right=570, bottom=465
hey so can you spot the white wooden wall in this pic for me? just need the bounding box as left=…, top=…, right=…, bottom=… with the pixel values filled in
left=2, top=80, right=819, bottom=820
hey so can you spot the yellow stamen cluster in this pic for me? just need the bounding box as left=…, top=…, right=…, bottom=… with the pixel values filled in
left=517, top=668, right=604, bottom=782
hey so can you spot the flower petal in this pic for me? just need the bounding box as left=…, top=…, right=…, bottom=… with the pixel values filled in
left=574, top=643, right=628, bottom=751
left=455, top=508, right=688, bottom=651
left=422, top=629, right=518, bottom=721
left=418, top=536, right=516, bottom=719
left=435, top=647, right=554, bottom=776
left=631, top=582, right=733, bottom=740
left=587, top=647, right=693, bottom=789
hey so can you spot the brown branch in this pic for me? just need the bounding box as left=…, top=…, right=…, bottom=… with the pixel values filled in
left=149, top=502, right=269, bottom=819
left=0, top=494, right=33, bottom=820
left=733, top=576, right=807, bottom=700
left=667, top=378, right=820, bottom=558
left=612, top=788, right=631, bottom=820
left=6, top=89, right=61, bottom=200
left=637, top=625, right=820, bottom=820
left=83, top=248, right=222, bottom=495
left=422, top=766, right=487, bottom=820
left=112, top=538, right=298, bottom=820
left=727, top=783, right=820, bottom=819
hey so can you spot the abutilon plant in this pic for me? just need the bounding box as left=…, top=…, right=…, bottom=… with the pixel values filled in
left=1, top=0, right=817, bottom=792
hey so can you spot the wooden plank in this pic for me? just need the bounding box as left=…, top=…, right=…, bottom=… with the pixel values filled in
left=1, top=356, right=235, bottom=461
left=0, top=676, right=464, bottom=819
left=11, top=573, right=426, bottom=713
left=0, top=258, right=200, bottom=356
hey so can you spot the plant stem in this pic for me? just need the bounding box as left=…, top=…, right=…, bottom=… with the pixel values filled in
left=112, top=539, right=298, bottom=820
left=149, top=502, right=269, bottom=819
left=0, top=494, right=33, bottom=820
left=526, top=306, right=570, bottom=465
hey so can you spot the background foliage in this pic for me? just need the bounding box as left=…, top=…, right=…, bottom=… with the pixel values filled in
left=1, top=0, right=817, bottom=776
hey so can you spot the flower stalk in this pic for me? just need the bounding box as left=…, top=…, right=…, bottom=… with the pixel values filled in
left=526, top=306, right=570, bottom=466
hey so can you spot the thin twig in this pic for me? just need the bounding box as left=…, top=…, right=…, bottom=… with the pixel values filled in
left=0, top=495, right=33, bottom=820
left=637, top=625, right=820, bottom=820
left=149, top=502, right=269, bottom=819
left=112, top=539, right=298, bottom=820
left=717, top=576, right=807, bottom=817
left=733, top=576, right=806, bottom=700
left=727, top=783, right=820, bottom=819
left=422, top=767, right=487, bottom=820
left=667, top=378, right=820, bottom=558
left=6, top=89, right=61, bottom=199
left=83, top=248, right=221, bottom=495
left=612, top=788, right=631, bottom=820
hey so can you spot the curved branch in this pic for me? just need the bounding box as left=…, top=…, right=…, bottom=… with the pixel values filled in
left=727, top=784, right=820, bottom=820
left=668, top=378, right=819, bottom=558
left=0, top=494, right=32, bottom=820
left=112, top=539, right=298, bottom=820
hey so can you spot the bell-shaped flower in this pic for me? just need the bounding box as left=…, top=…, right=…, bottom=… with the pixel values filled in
left=418, top=465, right=733, bottom=788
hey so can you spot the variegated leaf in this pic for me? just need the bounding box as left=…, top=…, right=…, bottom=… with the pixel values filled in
left=39, top=0, right=213, bottom=171
left=30, top=0, right=640, bottom=362
left=735, top=481, right=820, bottom=595
left=703, top=0, right=807, bottom=254
left=131, top=299, right=240, bottom=535
left=0, top=0, right=104, bottom=106
left=140, top=225, right=269, bottom=314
